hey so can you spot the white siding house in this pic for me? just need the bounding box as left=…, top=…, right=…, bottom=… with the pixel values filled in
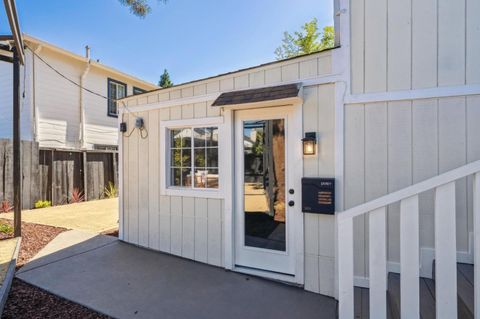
left=119, top=0, right=480, bottom=317
left=0, top=35, right=157, bottom=150
left=0, top=35, right=157, bottom=207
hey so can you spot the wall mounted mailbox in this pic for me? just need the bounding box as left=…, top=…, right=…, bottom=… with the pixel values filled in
left=301, top=178, right=335, bottom=214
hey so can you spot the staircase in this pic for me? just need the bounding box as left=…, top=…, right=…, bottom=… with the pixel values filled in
left=353, top=263, right=474, bottom=319
left=337, top=160, right=480, bottom=319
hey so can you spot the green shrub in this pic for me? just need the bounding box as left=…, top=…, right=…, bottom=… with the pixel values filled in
left=103, top=182, right=118, bottom=199
left=35, top=200, right=52, bottom=209
left=0, top=223, right=13, bottom=235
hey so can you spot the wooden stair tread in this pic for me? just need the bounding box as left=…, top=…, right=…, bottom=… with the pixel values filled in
left=350, top=263, right=474, bottom=319
left=457, top=264, right=474, bottom=318
left=387, top=273, right=436, bottom=319
left=354, top=287, right=369, bottom=319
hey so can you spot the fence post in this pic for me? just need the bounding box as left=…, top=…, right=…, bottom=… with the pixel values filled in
left=83, top=151, right=88, bottom=201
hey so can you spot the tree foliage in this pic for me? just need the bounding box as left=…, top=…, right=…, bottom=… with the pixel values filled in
left=275, top=18, right=335, bottom=60
left=159, top=69, right=174, bottom=88
left=118, top=0, right=166, bottom=18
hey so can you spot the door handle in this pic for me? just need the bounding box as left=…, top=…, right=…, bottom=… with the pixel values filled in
left=288, top=200, right=295, bottom=207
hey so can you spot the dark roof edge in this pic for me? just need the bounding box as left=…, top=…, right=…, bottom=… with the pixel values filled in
left=121, top=46, right=340, bottom=100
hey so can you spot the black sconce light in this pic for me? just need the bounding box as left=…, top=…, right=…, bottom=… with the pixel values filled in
left=302, top=132, right=317, bottom=155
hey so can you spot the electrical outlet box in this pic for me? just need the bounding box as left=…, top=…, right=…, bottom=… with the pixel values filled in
left=135, top=117, right=144, bottom=129
left=120, top=122, right=127, bottom=132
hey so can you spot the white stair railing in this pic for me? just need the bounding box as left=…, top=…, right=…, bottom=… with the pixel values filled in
left=337, top=160, right=480, bottom=319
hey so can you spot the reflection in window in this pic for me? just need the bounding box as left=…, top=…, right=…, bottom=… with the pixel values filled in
left=243, top=119, right=286, bottom=251
left=169, top=127, right=219, bottom=189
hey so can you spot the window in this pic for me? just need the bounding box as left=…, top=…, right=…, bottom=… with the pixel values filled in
left=133, top=87, right=146, bottom=95
left=108, top=78, right=127, bottom=117
left=169, top=127, right=219, bottom=189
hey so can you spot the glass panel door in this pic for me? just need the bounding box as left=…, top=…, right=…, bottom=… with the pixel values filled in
left=243, top=119, right=286, bottom=251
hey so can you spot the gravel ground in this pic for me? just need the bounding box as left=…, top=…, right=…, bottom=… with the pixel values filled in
left=2, top=279, right=111, bottom=319
left=0, top=218, right=66, bottom=268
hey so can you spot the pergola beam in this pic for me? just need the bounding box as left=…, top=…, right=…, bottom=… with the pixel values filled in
left=3, top=0, right=24, bottom=64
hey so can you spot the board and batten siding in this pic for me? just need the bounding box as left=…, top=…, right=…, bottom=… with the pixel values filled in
left=121, top=104, right=225, bottom=267
left=350, top=0, right=480, bottom=94
left=347, top=0, right=480, bottom=281
left=344, top=96, right=480, bottom=279
left=120, top=50, right=337, bottom=296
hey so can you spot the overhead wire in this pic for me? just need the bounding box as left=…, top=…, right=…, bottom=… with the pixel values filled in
left=25, top=45, right=148, bottom=138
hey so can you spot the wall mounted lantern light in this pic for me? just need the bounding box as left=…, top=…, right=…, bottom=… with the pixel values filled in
left=302, top=132, right=317, bottom=155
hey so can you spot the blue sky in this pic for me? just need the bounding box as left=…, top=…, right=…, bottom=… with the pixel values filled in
left=1, top=0, right=333, bottom=85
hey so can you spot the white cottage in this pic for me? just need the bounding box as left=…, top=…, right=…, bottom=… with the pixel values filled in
left=118, top=0, right=480, bottom=317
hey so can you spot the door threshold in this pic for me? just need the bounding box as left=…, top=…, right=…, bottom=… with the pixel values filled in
left=233, top=265, right=301, bottom=286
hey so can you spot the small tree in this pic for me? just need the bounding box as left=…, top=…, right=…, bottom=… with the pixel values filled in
left=275, top=18, right=334, bottom=60
left=159, top=69, right=174, bottom=88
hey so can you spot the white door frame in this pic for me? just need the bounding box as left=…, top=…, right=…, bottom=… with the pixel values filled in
left=223, top=104, right=304, bottom=285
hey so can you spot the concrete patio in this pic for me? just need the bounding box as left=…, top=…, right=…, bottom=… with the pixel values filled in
left=16, top=230, right=337, bottom=319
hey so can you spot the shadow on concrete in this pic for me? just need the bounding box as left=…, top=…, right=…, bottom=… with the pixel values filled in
left=16, top=232, right=337, bottom=319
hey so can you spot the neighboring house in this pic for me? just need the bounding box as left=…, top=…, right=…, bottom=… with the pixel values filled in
left=119, top=0, right=480, bottom=318
left=0, top=35, right=157, bottom=206
left=0, top=34, right=157, bottom=149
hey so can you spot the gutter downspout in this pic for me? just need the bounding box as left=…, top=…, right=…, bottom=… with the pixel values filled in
left=32, top=44, right=42, bottom=142
left=79, top=45, right=91, bottom=149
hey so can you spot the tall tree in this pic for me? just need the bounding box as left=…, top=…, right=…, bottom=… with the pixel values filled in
left=159, top=69, right=173, bottom=88
left=119, top=0, right=166, bottom=18
left=274, top=18, right=334, bottom=60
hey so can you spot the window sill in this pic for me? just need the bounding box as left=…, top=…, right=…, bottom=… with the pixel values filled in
left=162, top=187, right=224, bottom=199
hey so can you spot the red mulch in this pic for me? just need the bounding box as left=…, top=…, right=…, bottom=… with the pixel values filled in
left=0, top=218, right=66, bottom=268
left=2, top=279, right=111, bottom=319
left=101, top=229, right=118, bottom=237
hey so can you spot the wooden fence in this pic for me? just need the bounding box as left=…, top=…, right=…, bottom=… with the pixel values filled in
left=0, top=139, right=40, bottom=209
left=39, top=149, right=118, bottom=206
left=0, top=139, right=118, bottom=209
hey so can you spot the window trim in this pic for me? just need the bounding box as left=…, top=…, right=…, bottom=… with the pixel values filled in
left=107, top=78, right=127, bottom=118
left=133, top=86, right=147, bottom=95
left=160, top=116, right=225, bottom=199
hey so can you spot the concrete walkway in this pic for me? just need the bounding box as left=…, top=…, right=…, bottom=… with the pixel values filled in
left=3, top=198, right=118, bottom=233
left=17, top=230, right=337, bottom=319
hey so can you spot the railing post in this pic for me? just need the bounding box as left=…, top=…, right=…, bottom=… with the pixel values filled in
left=400, top=195, right=420, bottom=319
left=338, top=217, right=354, bottom=319
left=369, top=207, right=387, bottom=319
left=435, top=182, right=457, bottom=319
left=474, top=172, right=480, bottom=319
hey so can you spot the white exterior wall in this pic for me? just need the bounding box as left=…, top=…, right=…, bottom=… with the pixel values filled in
left=120, top=51, right=338, bottom=296
left=35, top=48, right=84, bottom=149
left=0, top=42, right=156, bottom=149
left=0, top=52, right=34, bottom=141
left=33, top=46, right=155, bottom=149
left=346, top=0, right=480, bottom=281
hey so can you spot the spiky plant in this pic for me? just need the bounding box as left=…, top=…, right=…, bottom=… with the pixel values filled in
left=0, top=200, right=13, bottom=213
left=103, top=182, right=118, bottom=199
left=70, top=188, right=85, bottom=204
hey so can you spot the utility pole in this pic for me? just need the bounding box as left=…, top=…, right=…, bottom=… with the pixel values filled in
left=12, top=46, right=21, bottom=237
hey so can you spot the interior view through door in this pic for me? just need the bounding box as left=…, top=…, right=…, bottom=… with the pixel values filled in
left=234, top=107, right=296, bottom=276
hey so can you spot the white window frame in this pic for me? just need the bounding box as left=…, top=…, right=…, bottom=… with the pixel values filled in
left=160, top=116, right=225, bottom=199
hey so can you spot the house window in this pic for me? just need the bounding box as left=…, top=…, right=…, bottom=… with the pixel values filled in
left=108, top=78, right=127, bottom=117
left=169, top=127, right=219, bottom=189
left=133, top=87, right=146, bottom=95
